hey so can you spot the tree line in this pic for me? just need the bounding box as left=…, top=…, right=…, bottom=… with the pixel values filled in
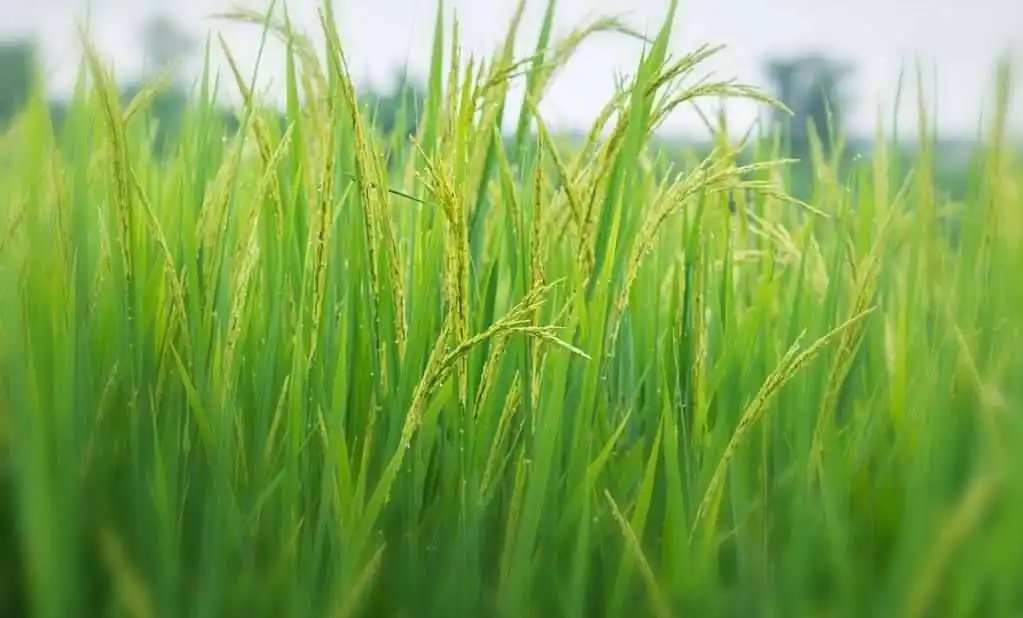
left=1, top=15, right=860, bottom=161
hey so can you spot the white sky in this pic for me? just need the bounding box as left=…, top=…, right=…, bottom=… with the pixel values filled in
left=1, top=0, right=1021, bottom=138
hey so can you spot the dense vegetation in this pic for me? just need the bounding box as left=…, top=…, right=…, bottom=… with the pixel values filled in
left=1, top=1, right=1021, bottom=617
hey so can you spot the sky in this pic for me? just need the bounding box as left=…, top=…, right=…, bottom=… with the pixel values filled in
left=1, top=0, right=1020, bottom=138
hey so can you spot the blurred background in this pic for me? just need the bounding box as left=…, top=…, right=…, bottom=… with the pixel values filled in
left=0, top=0, right=1020, bottom=181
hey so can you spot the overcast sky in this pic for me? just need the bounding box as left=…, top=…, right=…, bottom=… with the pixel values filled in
left=2, top=0, right=1020, bottom=138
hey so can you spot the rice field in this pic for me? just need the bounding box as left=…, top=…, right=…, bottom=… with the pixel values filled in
left=1, top=1, right=1021, bottom=617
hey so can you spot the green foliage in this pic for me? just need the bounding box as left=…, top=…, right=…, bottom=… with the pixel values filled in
left=1, top=2, right=1021, bottom=617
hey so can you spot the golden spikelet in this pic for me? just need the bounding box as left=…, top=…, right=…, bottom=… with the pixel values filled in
left=479, top=373, right=524, bottom=501
left=605, top=490, right=674, bottom=618
left=691, top=305, right=876, bottom=538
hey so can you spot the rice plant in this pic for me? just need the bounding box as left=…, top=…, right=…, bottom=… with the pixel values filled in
left=1, top=1, right=1020, bottom=617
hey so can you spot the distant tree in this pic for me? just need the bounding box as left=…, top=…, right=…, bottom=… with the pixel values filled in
left=139, top=14, right=195, bottom=79
left=359, top=69, right=427, bottom=140
left=0, top=40, right=36, bottom=126
left=765, top=53, right=855, bottom=158
left=126, top=13, right=198, bottom=154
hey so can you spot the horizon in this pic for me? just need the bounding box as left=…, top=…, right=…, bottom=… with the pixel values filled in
left=1, top=0, right=1020, bottom=140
